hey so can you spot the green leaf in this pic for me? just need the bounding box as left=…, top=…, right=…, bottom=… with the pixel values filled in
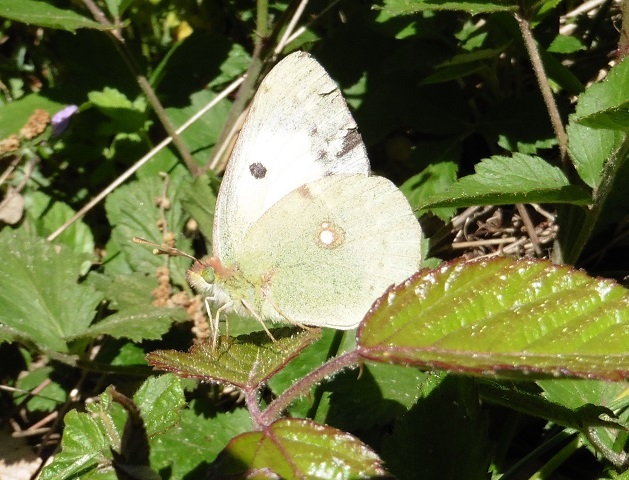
left=0, top=0, right=109, bottom=32
left=325, top=362, right=428, bottom=431
left=151, top=31, right=249, bottom=101
left=576, top=102, right=629, bottom=131
left=105, top=175, right=192, bottom=287
left=38, top=410, right=108, bottom=480
left=210, top=418, right=389, bottom=478
left=547, top=35, right=586, bottom=54
left=268, top=329, right=341, bottom=418
left=80, top=305, right=189, bottom=342
left=538, top=379, right=629, bottom=458
left=134, top=374, right=185, bottom=436
left=399, top=140, right=459, bottom=220
left=14, top=366, right=67, bottom=412
left=24, top=190, right=95, bottom=256
left=88, top=87, right=148, bottom=134
left=180, top=173, right=218, bottom=244
left=419, top=153, right=591, bottom=209
left=376, top=0, right=516, bottom=14
left=569, top=56, right=629, bottom=187
left=40, top=376, right=186, bottom=479
left=0, top=229, right=102, bottom=353
left=151, top=406, right=252, bottom=477
left=382, top=374, right=490, bottom=479
left=358, top=257, right=629, bottom=381
left=164, top=89, right=231, bottom=165
left=0, top=93, right=66, bottom=138
left=147, top=328, right=321, bottom=388
left=86, top=272, right=158, bottom=310
left=478, top=380, right=622, bottom=430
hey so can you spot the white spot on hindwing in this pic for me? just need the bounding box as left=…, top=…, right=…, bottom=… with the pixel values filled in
left=317, top=221, right=345, bottom=249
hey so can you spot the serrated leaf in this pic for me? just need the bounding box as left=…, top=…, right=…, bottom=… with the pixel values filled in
left=547, top=35, right=585, bottom=54
left=0, top=229, right=102, bottom=353
left=151, top=407, right=252, bottom=477
left=0, top=0, right=108, bottom=32
left=133, top=374, right=185, bottom=436
left=147, top=328, right=321, bottom=388
left=210, top=418, right=388, bottom=479
left=86, top=272, right=157, bottom=310
left=80, top=305, right=188, bottom=342
left=357, top=257, right=629, bottom=381
left=40, top=376, right=188, bottom=479
left=105, top=175, right=192, bottom=287
left=576, top=102, right=629, bottom=130
left=569, top=56, right=629, bottom=187
left=38, top=410, right=107, bottom=480
left=420, top=153, right=591, bottom=209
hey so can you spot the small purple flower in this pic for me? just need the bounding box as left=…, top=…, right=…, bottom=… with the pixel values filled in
left=51, top=105, right=79, bottom=136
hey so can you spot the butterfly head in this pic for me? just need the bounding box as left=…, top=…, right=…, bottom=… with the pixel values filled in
left=186, top=257, right=236, bottom=293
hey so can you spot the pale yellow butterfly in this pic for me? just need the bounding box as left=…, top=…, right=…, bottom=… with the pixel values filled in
left=187, top=51, right=423, bottom=347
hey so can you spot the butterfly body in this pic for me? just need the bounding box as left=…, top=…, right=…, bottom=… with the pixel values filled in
left=189, top=52, right=423, bottom=339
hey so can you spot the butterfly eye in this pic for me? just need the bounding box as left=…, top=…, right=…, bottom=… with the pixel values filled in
left=186, top=261, right=216, bottom=292
left=200, top=266, right=216, bottom=284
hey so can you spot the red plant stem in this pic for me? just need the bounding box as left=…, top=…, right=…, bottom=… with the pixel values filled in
left=259, top=350, right=361, bottom=426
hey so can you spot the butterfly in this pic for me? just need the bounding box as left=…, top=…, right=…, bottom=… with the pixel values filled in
left=187, top=51, right=423, bottom=348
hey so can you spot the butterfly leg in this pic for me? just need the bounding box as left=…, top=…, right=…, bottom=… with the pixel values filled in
left=205, top=296, right=233, bottom=350
left=240, top=299, right=278, bottom=344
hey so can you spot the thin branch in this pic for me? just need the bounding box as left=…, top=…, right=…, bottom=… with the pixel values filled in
left=256, top=0, right=270, bottom=50
left=515, top=9, right=569, bottom=167
left=260, top=350, right=360, bottom=425
left=274, top=0, right=310, bottom=54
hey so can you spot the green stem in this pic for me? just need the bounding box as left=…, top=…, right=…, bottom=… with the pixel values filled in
left=515, top=6, right=568, bottom=168
left=565, top=132, right=629, bottom=264
left=256, top=0, right=269, bottom=49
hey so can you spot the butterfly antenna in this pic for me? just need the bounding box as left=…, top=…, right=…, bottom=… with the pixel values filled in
left=132, top=237, right=198, bottom=262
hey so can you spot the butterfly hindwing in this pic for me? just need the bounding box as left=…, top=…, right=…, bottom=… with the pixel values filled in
left=237, top=174, right=423, bottom=329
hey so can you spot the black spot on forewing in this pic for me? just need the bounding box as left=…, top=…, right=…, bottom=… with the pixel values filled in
left=249, top=162, right=267, bottom=179
left=337, top=129, right=363, bottom=158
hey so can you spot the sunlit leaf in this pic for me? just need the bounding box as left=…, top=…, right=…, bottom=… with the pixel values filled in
left=147, top=328, right=321, bottom=388
left=210, top=418, right=389, bottom=479
left=358, top=257, right=629, bottom=381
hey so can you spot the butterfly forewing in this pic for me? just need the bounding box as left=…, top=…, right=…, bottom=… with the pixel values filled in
left=213, top=52, right=370, bottom=263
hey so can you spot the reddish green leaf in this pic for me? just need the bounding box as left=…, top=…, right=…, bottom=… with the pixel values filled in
left=147, top=328, right=321, bottom=388
left=211, top=418, right=388, bottom=479
left=358, top=258, right=629, bottom=381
